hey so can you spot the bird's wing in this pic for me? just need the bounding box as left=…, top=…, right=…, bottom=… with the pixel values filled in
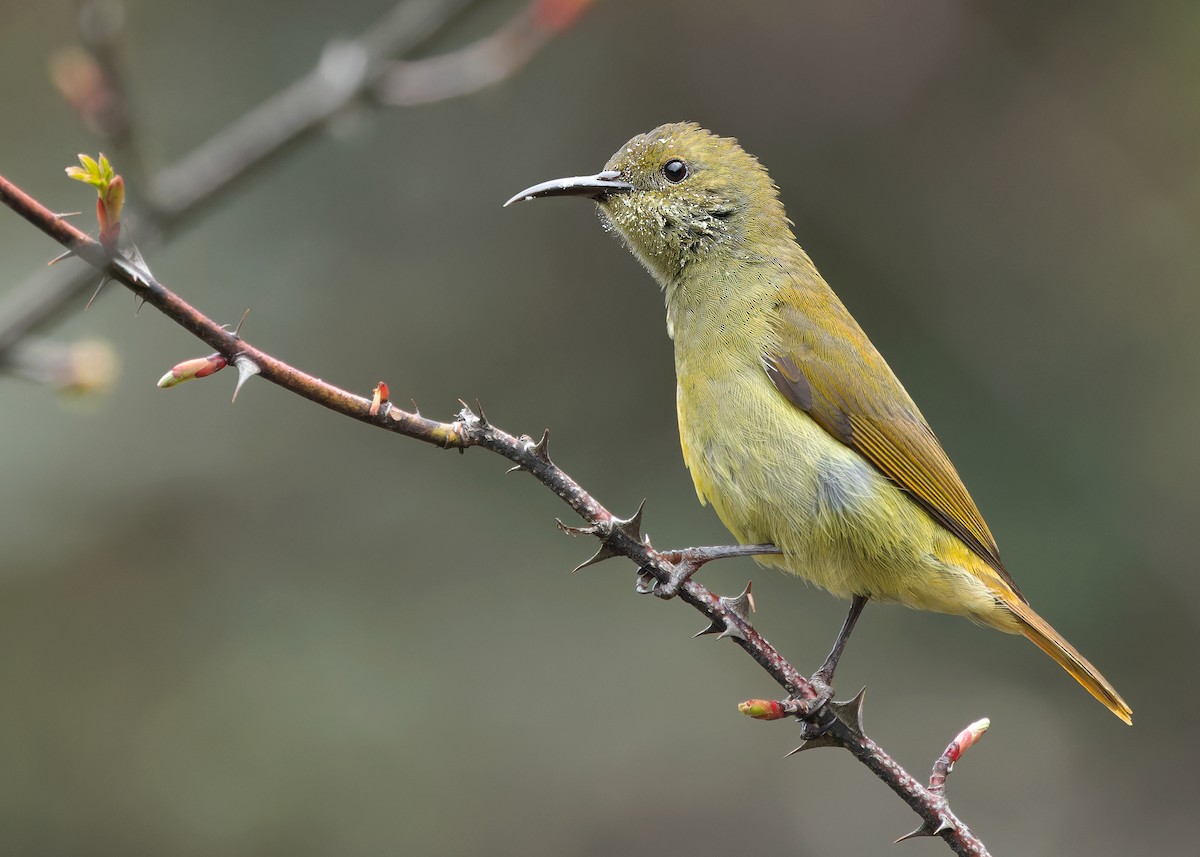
left=764, top=289, right=1021, bottom=597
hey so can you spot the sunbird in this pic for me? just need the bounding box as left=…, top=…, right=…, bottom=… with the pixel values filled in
left=506, top=122, right=1132, bottom=725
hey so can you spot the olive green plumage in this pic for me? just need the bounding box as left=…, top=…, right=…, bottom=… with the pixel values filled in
left=509, top=122, right=1131, bottom=724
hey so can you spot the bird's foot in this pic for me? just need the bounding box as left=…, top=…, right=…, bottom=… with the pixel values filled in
left=642, top=547, right=710, bottom=598
left=638, top=543, right=780, bottom=599
left=797, top=672, right=837, bottom=738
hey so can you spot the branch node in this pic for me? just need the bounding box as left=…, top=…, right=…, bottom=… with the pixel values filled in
left=785, top=689, right=866, bottom=753
left=316, top=38, right=369, bottom=96
left=453, top=402, right=485, bottom=442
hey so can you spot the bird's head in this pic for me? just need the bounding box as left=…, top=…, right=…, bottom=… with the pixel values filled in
left=506, top=122, right=791, bottom=285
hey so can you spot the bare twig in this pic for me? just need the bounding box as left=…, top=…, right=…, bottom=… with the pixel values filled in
left=930, top=718, right=991, bottom=799
left=896, top=718, right=991, bottom=844
left=0, top=171, right=992, bottom=857
left=1, top=0, right=587, bottom=366
left=72, top=0, right=148, bottom=187
left=375, top=0, right=595, bottom=105
left=146, top=0, right=490, bottom=222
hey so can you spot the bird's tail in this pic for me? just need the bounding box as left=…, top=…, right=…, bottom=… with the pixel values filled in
left=1004, top=597, right=1132, bottom=725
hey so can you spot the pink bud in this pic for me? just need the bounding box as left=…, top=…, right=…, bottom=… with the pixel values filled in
left=738, top=699, right=786, bottom=720
left=157, top=353, right=228, bottom=388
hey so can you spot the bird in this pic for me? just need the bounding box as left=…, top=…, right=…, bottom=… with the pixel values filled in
left=505, top=122, right=1131, bottom=725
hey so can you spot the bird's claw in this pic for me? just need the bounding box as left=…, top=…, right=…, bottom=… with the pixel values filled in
left=632, top=548, right=704, bottom=598
left=796, top=675, right=836, bottom=738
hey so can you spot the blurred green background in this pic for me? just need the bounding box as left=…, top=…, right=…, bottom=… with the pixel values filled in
left=1, top=0, right=1196, bottom=854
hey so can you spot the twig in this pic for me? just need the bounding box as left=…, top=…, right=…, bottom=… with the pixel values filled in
left=0, top=171, right=992, bottom=857
left=0, top=0, right=584, bottom=365
left=375, top=0, right=595, bottom=105
left=895, top=718, right=992, bottom=844
left=73, top=0, right=149, bottom=188
left=146, top=0, right=490, bottom=222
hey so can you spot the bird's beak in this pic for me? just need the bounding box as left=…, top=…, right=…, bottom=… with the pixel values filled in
left=504, top=170, right=633, bottom=207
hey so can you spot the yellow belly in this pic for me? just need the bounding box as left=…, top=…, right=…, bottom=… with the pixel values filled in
left=676, top=364, right=1012, bottom=629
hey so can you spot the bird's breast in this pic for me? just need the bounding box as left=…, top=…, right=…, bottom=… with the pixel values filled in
left=673, top=343, right=971, bottom=604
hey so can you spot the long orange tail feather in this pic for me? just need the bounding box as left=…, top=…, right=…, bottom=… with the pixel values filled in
left=1003, top=598, right=1132, bottom=725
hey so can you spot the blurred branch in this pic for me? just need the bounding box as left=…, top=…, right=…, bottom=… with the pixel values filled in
left=4, top=335, right=118, bottom=394
left=0, top=0, right=590, bottom=371
left=54, top=0, right=150, bottom=190
left=145, top=0, right=490, bottom=222
left=0, top=172, right=992, bottom=857
left=375, top=0, right=595, bottom=105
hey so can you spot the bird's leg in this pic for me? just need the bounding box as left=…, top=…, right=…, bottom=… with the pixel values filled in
left=806, top=595, right=869, bottom=709
left=639, top=543, right=781, bottom=598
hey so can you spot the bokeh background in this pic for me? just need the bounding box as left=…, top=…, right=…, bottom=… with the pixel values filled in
left=1, top=0, right=1197, bottom=854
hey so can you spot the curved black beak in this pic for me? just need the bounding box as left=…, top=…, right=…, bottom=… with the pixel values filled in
left=504, top=170, right=633, bottom=207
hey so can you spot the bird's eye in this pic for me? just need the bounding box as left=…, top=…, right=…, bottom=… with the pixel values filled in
left=662, top=159, right=689, bottom=183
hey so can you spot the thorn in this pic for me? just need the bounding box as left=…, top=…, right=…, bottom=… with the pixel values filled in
left=134, top=295, right=146, bottom=314
left=118, top=241, right=155, bottom=286
left=48, top=247, right=78, bottom=265
left=475, top=398, right=489, bottom=427
left=827, top=687, right=867, bottom=736
left=231, top=355, right=260, bottom=402
left=894, top=818, right=954, bottom=844
left=572, top=542, right=620, bottom=573
left=528, top=429, right=552, bottom=464
left=53, top=210, right=82, bottom=218
left=894, top=825, right=932, bottom=844
left=410, top=398, right=421, bottom=416
left=723, top=581, right=755, bottom=621
left=785, top=731, right=841, bottom=755
left=611, top=499, right=646, bottom=542
left=233, top=308, right=251, bottom=337
left=84, top=277, right=110, bottom=309
left=692, top=584, right=756, bottom=638
left=456, top=399, right=476, bottom=422
left=717, top=623, right=746, bottom=641
left=505, top=464, right=523, bottom=475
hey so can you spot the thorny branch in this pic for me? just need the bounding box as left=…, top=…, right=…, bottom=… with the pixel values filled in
left=0, top=172, right=992, bottom=857
left=2, top=2, right=996, bottom=852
